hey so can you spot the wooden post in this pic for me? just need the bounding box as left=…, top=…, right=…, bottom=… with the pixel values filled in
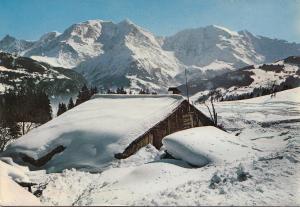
left=185, top=69, right=190, bottom=112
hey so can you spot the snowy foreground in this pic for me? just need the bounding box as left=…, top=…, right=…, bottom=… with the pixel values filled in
left=0, top=159, right=41, bottom=205
left=1, top=88, right=300, bottom=206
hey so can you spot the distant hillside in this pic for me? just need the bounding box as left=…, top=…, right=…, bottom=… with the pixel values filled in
left=184, top=56, right=300, bottom=102
left=0, top=52, right=86, bottom=97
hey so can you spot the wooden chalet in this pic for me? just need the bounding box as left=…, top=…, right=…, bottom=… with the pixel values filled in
left=6, top=94, right=214, bottom=169
left=115, top=98, right=213, bottom=159
left=168, top=87, right=182, bottom=94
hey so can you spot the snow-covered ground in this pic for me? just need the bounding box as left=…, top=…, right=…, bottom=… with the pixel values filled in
left=0, top=158, right=41, bottom=205
left=1, top=88, right=299, bottom=205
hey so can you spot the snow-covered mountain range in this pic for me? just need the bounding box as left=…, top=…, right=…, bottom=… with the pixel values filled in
left=1, top=19, right=300, bottom=91
left=164, top=26, right=300, bottom=69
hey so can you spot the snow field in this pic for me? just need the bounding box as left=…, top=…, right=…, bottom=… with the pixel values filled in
left=36, top=88, right=300, bottom=205
left=0, top=87, right=299, bottom=205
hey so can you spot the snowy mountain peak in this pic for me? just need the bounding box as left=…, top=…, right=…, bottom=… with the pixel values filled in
left=117, top=19, right=152, bottom=37
left=75, top=19, right=183, bottom=91
left=62, top=20, right=102, bottom=41
left=119, top=18, right=135, bottom=26
left=209, top=25, right=239, bottom=36
left=85, top=19, right=107, bottom=25
left=35, top=31, right=60, bottom=46
left=1, top=34, right=16, bottom=42
left=0, top=35, right=34, bottom=54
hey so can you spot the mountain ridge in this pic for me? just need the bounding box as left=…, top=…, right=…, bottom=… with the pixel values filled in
left=1, top=19, right=300, bottom=92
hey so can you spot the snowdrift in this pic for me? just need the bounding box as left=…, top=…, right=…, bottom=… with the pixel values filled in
left=2, top=94, right=184, bottom=172
left=0, top=159, right=41, bottom=206
left=0, top=175, right=41, bottom=206
left=0, top=158, right=30, bottom=183
left=162, top=126, right=254, bottom=167
left=77, top=159, right=192, bottom=205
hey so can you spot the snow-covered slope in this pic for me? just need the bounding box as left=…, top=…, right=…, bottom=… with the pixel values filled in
left=237, top=86, right=300, bottom=104
left=2, top=94, right=185, bottom=172
left=187, top=56, right=300, bottom=101
left=0, top=52, right=86, bottom=96
left=0, top=158, right=41, bottom=206
left=0, top=175, right=41, bottom=206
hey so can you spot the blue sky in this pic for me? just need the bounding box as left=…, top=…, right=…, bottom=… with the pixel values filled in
left=0, top=0, right=299, bottom=42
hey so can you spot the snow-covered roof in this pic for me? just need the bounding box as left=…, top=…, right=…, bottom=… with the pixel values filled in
left=3, top=94, right=185, bottom=172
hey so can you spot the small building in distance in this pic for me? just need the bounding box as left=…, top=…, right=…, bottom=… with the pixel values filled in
left=168, top=87, right=182, bottom=95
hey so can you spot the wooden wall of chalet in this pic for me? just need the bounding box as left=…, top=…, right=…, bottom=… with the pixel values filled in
left=115, top=100, right=214, bottom=159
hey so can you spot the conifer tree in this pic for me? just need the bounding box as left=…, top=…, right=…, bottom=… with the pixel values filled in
left=57, top=103, right=67, bottom=116
left=90, top=86, right=98, bottom=95
left=116, top=87, right=127, bottom=94
left=0, top=85, right=52, bottom=142
left=56, top=103, right=62, bottom=117
left=139, top=88, right=150, bottom=94
left=67, top=97, right=75, bottom=110
left=106, top=88, right=115, bottom=94
left=75, top=84, right=91, bottom=106
left=61, top=103, right=67, bottom=114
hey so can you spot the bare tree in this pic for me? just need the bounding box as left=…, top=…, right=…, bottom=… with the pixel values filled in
left=0, top=125, right=11, bottom=151
left=20, top=122, right=37, bottom=136
left=270, top=80, right=277, bottom=98
left=265, top=80, right=278, bottom=99
left=204, top=96, right=218, bottom=126
left=0, top=122, right=20, bottom=151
